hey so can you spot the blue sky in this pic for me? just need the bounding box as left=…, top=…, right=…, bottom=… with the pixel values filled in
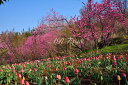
left=0, top=0, right=101, bottom=32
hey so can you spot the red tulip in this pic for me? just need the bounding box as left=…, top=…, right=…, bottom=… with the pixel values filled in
left=113, top=61, right=117, bottom=66
left=64, top=67, right=67, bottom=70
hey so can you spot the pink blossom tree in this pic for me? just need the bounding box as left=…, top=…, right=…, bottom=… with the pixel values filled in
left=0, top=32, right=28, bottom=63
left=20, top=30, right=59, bottom=60
left=70, top=0, right=128, bottom=50
left=20, top=9, right=66, bottom=60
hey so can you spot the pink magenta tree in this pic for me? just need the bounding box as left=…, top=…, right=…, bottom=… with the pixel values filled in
left=0, top=32, right=29, bottom=63
left=20, top=9, right=66, bottom=60
left=20, top=30, right=59, bottom=60
left=70, top=0, right=128, bottom=50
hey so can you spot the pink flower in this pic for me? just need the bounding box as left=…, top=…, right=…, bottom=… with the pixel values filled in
left=117, top=55, right=123, bottom=59
left=25, top=81, right=30, bottom=85
left=34, top=68, right=37, bottom=71
left=107, top=56, right=111, bottom=59
left=21, top=68, right=24, bottom=73
left=0, top=69, right=3, bottom=72
left=64, top=67, right=67, bottom=70
left=113, top=56, right=116, bottom=61
left=8, top=73, right=10, bottom=76
left=75, top=68, right=79, bottom=74
left=65, top=77, right=70, bottom=83
left=56, top=75, right=61, bottom=80
left=122, top=73, right=126, bottom=77
left=17, top=73, right=22, bottom=78
left=20, top=79, right=25, bottom=84
left=71, top=59, right=74, bottom=61
left=23, top=64, right=26, bottom=67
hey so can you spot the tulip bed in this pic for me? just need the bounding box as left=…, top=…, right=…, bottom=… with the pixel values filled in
left=0, top=53, right=128, bottom=85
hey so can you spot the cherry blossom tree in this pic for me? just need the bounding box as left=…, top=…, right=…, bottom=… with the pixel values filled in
left=70, top=0, right=128, bottom=50
left=19, top=9, right=66, bottom=59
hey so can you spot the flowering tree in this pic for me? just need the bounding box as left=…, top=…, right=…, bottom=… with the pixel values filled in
left=0, top=32, right=28, bottom=63
left=20, top=30, right=59, bottom=60
left=19, top=9, right=67, bottom=59
left=70, top=0, right=128, bottom=50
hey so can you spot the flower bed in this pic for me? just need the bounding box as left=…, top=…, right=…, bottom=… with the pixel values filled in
left=0, top=54, right=128, bottom=85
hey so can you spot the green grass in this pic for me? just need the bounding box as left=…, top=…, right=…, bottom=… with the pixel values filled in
left=101, top=44, right=128, bottom=53
left=85, top=44, right=128, bottom=57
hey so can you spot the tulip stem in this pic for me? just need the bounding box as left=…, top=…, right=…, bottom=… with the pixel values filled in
left=126, top=78, right=128, bottom=84
left=58, top=80, right=60, bottom=85
left=119, top=80, right=120, bottom=85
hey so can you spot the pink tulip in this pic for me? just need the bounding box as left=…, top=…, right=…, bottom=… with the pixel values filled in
left=117, top=55, right=123, bottom=59
left=113, top=56, right=116, bottom=61
left=65, top=77, right=70, bottom=83
left=20, top=79, right=25, bottom=84
left=23, top=64, right=26, bottom=67
left=75, top=68, right=79, bottom=74
left=0, top=69, right=3, bottom=72
left=122, top=73, right=126, bottom=77
left=56, top=75, right=61, bottom=80
left=25, top=81, right=30, bottom=85
left=21, top=68, right=24, bottom=73
left=8, top=73, right=10, bottom=76
left=34, top=68, right=37, bottom=71
left=18, top=73, right=22, bottom=78
left=64, top=67, right=67, bottom=70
